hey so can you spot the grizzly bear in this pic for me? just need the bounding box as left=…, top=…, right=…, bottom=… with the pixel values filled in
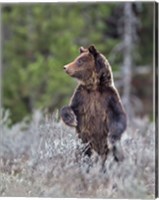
left=60, top=45, right=127, bottom=162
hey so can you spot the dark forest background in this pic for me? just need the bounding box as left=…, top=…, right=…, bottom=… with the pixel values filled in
left=1, top=2, right=154, bottom=124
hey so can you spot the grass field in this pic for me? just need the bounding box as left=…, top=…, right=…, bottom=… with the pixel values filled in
left=0, top=110, right=155, bottom=198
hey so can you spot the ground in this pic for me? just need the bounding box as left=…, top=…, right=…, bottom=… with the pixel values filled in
left=0, top=110, right=155, bottom=198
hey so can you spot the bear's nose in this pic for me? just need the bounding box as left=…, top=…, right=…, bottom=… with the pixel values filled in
left=64, top=65, right=68, bottom=70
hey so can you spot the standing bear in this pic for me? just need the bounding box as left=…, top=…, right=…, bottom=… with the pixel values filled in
left=60, top=45, right=127, bottom=162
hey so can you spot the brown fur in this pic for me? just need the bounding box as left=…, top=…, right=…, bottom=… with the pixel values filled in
left=60, top=45, right=127, bottom=161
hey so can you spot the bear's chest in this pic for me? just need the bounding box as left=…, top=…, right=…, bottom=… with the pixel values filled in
left=82, top=90, right=105, bottom=115
left=75, top=89, right=109, bottom=154
left=76, top=89, right=108, bottom=129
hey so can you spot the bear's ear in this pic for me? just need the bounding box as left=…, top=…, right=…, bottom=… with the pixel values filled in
left=88, top=45, right=98, bottom=57
left=79, top=47, right=85, bottom=54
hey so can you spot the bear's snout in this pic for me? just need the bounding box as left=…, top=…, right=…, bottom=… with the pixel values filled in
left=64, top=65, right=69, bottom=73
left=63, top=65, right=68, bottom=70
left=63, top=64, right=74, bottom=76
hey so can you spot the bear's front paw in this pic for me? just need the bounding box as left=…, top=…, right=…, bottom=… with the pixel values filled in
left=60, top=106, right=77, bottom=127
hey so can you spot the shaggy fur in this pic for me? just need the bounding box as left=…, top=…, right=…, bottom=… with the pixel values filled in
left=60, top=45, right=127, bottom=161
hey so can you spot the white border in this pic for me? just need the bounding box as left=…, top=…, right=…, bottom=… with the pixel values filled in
left=0, top=1, right=158, bottom=199
left=0, top=198, right=158, bottom=200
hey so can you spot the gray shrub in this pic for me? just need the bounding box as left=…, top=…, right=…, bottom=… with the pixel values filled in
left=0, top=110, right=155, bottom=198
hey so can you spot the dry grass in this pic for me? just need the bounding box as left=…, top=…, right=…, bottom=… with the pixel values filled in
left=0, top=110, right=155, bottom=198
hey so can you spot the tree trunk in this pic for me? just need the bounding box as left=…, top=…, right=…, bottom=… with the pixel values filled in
left=122, top=2, right=135, bottom=120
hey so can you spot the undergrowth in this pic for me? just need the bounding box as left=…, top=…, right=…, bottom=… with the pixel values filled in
left=0, top=110, right=155, bottom=198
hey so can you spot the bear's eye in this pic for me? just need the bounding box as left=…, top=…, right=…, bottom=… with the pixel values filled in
left=76, top=59, right=84, bottom=66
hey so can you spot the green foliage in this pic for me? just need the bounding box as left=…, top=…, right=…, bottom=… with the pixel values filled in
left=134, top=3, right=153, bottom=66
left=2, top=3, right=153, bottom=123
left=2, top=4, right=85, bottom=123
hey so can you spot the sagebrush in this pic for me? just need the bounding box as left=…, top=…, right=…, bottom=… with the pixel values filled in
left=0, top=110, right=155, bottom=198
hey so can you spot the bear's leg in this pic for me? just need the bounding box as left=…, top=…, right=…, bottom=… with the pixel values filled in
left=83, top=145, right=92, bottom=157
left=83, top=148, right=93, bottom=173
left=60, top=106, right=77, bottom=127
left=100, top=149, right=110, bottom=173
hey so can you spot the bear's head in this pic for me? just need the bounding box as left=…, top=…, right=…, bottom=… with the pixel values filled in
left=64, top=45, right=113, bottom=86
